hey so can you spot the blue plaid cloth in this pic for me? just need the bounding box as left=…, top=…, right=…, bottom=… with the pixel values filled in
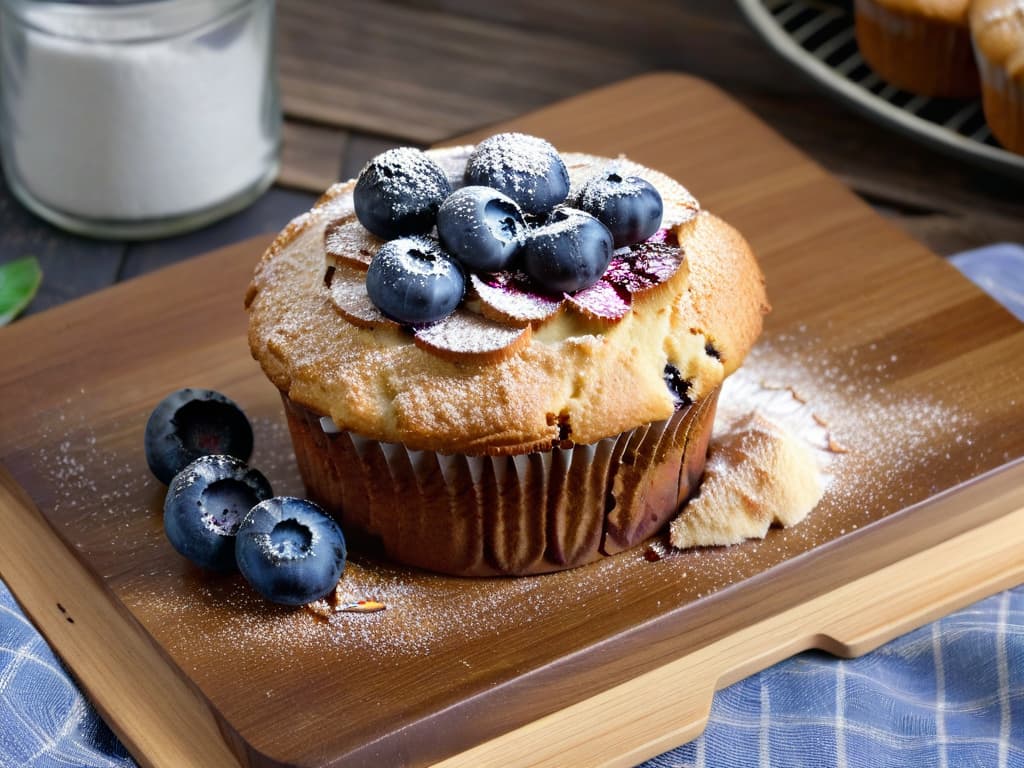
left=2, top=245, right=1023, bottom=767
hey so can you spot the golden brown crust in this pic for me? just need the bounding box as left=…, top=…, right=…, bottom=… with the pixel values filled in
left=860, top=0, right=969, bottom=23
left=246, top=149, right=768, bottom=455
left=411, top=310, right=533, bottom=364
left=971, top=0, right=1024, bottom=74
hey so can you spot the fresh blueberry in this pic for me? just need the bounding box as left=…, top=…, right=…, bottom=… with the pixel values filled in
left=436, top=186, right=527, bottom=272
left=235, top=497, right=347, bottom=606
left=144, top=388, right=254, bottom=485
left=353, top=148, right=451, bottom=239
left=463, top=133, right=570, bottom=216
left=575, top=169, right=664, bottom=248
left=523, top=207, right=614, bottom=294
left=163, top=455, right=273, bottom=571
left=365, top=236, right=465, bottom=324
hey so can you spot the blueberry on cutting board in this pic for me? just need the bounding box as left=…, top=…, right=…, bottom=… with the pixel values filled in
left=144, top=387, right=254, bottom=484
left=235, top=497, right=347, bottom=606
left=164, top=455, right=273, bottom=571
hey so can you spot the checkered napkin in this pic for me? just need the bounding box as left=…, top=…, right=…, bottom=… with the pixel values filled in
left=2, top=245, right=1022, bottom=768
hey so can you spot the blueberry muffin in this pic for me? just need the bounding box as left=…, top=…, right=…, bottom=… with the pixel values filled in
left=855, top=0, right=979, bottom=98
left=246, top=134, right=769, bottom=576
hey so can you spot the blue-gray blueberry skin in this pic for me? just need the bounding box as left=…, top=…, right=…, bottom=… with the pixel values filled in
left=144, top=388, right=254, bottom=485
left=523, top=207, right=614, bottom=294
left=663, top=364, right=693, bottom=409
left=463, top=133, right=570, bottom=216
left=163, top=455, right=273, bottom=572
left=353, top=147, right=452, bottom=239
left=574, top=170, right=664, bottom=249
left=365, top=236, right=465, bottom=324
left=436, top=186, right=528, bottom=273
left=235, top=497, right=347, bottom=606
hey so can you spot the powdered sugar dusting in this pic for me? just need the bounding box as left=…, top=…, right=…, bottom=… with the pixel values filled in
left=464, top=133, right=566, bottom=206
left=718, top=326, right=989, bottom=527
left=565, top=279, right=630, bottom=321
left=356, top=148, right=450, bottom=220
left=126, top=545, right=667, bottom=662
left=323, top=214, right=383, bottom=271
left=34, top=403, right=144, bottom=517
left=413, top=309, right=528, bottom=359
left=20, top=326, right=999, bottom=672
left=328, top=264, right=399, bottom=329
left=575, top=164, right=658, bottom=209
left=469, top=271, right=562, bottom=325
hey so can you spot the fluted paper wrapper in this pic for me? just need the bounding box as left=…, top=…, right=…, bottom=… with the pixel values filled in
left=854, top=0, right=979, bottom=99
left=281, top=390, right=719, bottom=576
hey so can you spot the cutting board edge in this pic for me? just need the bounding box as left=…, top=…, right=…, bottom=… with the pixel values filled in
left=0, top=466, right=246, bottom=768
left=429, top=493, right=1024, bottom=768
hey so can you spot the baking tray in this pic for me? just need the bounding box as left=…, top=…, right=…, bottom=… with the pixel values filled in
left=737, top=0, right=1024, bottom=181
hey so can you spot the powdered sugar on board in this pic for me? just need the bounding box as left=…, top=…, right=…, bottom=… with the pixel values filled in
left=24, top=326, right=1001, bottom=666
left=122, top=331, right=992, bottom=665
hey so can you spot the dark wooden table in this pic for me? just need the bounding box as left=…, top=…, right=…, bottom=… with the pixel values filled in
left=2, top=0, right=1022, bottom=317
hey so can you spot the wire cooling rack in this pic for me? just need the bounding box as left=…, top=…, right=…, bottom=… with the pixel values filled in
left=737, top=0, right=1024, bottom=180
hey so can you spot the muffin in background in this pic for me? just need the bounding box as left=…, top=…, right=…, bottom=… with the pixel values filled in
left=854, top=0, right=979, bottom=98
left=970, top=0, right=1024, bottom=154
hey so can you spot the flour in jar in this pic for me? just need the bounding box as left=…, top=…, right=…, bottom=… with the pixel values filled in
left=1, top=0, right=278, bottom=222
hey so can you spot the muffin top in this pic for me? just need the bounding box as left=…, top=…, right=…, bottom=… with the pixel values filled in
left=971, top=0, right=1024, bottom=75
left=246, top=143, right=769, bottom=455
left=860, top=0, right=970, bottom=23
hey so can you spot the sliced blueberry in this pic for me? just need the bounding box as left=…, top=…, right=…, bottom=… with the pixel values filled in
left=163, top=455, right=273, bottom=571
left=575, top=169, right=663, bottom=248
left=353, top=148, right=451, bottom=239
left=464, top=133, right=569, bottom=216
left=144, top=388, right=254, bottom=485
left=523, top=207, right=614, bottom=294
left=365, top=236, right=465, bottom=324
left=663, top=364, right=692, bottom=409
left=436, top=186, right=527, bottom=273
left=235, top=497, right=347, bottom=606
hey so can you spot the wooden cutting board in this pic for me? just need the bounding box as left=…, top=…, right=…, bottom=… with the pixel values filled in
left=1, top=73, right=1023, bottom=768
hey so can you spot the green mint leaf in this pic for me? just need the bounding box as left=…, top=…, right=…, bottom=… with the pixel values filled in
left=0, top=256, right=43, bottom=327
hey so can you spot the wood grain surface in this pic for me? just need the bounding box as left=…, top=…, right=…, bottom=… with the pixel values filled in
left=1, top=74, right=1023, bottom=768
left=2, top=1, right=1021, bottom=321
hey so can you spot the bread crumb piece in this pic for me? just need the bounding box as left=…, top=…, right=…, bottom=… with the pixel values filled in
left=669, top=412, right=824, bottom=548
left=827, top=433, right=850, bottom=454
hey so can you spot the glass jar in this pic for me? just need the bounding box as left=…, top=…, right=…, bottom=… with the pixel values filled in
left=0, top=0, right=280, bottom=239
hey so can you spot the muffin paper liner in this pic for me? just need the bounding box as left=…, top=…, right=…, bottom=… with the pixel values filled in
left=854, top=0, right=979, bottom=99
left=280, top=389, right=719, bottom=576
